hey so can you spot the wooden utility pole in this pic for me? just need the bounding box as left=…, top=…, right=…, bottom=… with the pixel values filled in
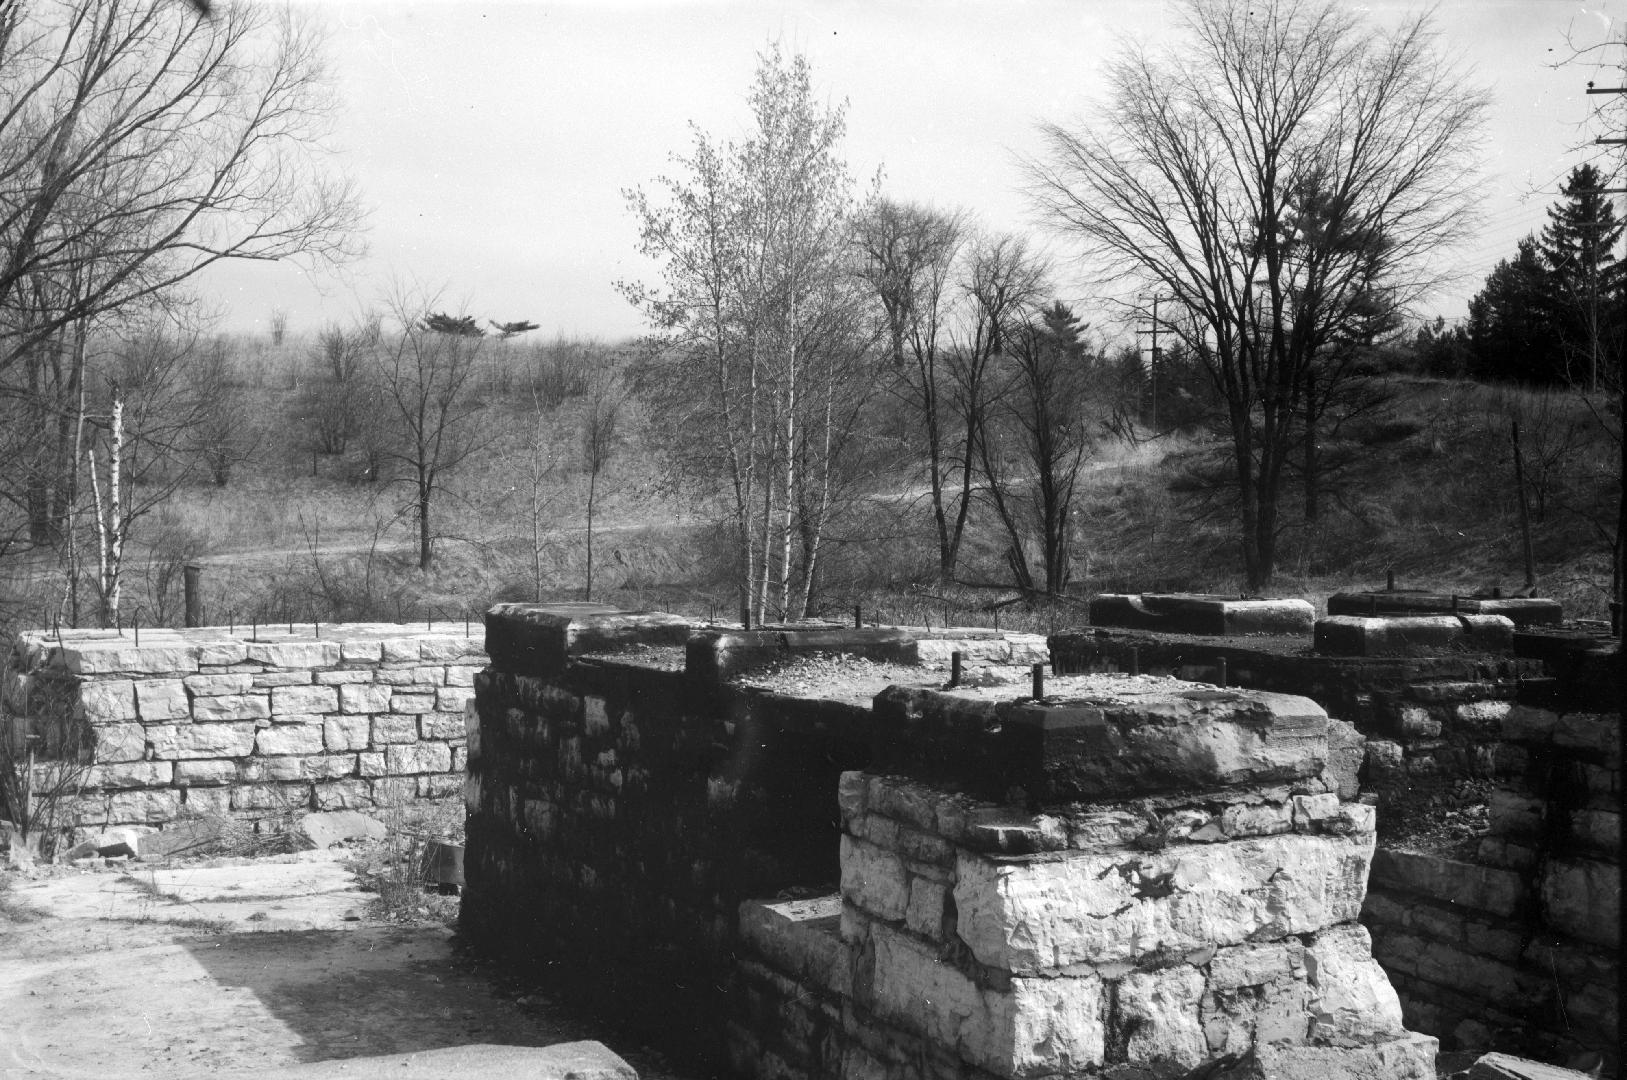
left=1135, top=296, right=1170, bottom=427
left=1586, top=83, right=1627, bottom=666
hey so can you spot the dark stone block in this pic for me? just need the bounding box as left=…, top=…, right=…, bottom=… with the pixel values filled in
left=871, top=678, right=1326, bottom=805
left=485, top=604, right=692, bottom=676
left=1089, top=593, right=1314, bottom=637
left=1315, top=615, right=1514, bottom=658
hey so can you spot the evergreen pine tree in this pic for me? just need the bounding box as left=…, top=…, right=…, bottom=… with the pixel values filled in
left=1538, top=163, right=1624, bottom=388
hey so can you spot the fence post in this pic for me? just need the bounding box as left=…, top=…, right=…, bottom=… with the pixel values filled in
left=183, top=564, right=202, bottom=628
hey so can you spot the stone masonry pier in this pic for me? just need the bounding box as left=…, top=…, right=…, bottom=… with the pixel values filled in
left=465, top=605, right=1431, bottom=1079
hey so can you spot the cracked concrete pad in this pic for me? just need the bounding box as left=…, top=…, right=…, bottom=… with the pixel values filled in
left=9, top=852, right=376, bottom=931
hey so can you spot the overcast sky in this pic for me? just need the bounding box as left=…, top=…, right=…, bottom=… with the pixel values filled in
left=197, top=0, right=1627, bottom=346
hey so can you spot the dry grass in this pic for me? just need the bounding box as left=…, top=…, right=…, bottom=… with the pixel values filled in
left=2, top=373, right=1616, bottom=631
left=346, top=796, right=464, bottom=926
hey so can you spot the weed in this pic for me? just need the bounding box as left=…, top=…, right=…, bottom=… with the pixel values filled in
left=346, top=796, right=463, bottom=925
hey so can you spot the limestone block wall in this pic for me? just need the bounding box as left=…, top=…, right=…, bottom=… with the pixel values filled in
left=1048, top=629, right=1542, bottom=785
left=6, top=624, right=483, bottom=839
left=732, top=680, right=1436, bottom=1080
left=1361, top=699, right=1621, bottom=1070
left=464, top=606, right=948, bottom=1065
left=463, top=605, right=1084, bottom=1073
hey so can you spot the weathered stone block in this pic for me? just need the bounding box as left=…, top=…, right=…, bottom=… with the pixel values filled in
left=270, top=684, right=338, bottom=716
left=358, top=751, right=387, bottom=777
left=1088, top=594, right=1314, bottom=637
left=435, top=686, right=475, bottom=715
left=1541, top=857, right=1619, bottom=948
left=242, top=754, right=356, bottom=782
left=1488, top=789, right=1544, bottom=838
left=191, top=693, right=270, bottom=722
left=313, top=779, right=373, bottom=810
left=132, top=679, right=190, bottom=721
left=314, top=668, right=376, bottom=685
left=252, top=671, right=313, bottom=688
left=230, top=783, right=311, bottom=811
left=390, top=691, right=437, bottom=714
left=181, top=787, right=232, bottom=816
left=1554, top=712, right=1621, bottom=765
left=866, top=922, right=1105, bottom=1075
left=840, top=834, right=909, bottom=923
left=837, top=771, right=867, bottom=824
left=1208, top=940, right=1301, bottom=990
left=323, top=714, right=371, bottom=752
left=1253, top=1032, right=1437, bottom=1079
left=244, top=640, right=340, bottom=669
left=419, top=634, right=482, bottom=661
left=954, top=831, right=1373, bottom=973
left=1570, top=808, right=1621, bottom=854
left=379, top=637, right=419, bottom=661
left=340, top=639, right=383, bottom=662
left=1113, top=966, right=1206, bottom=1071
left=1368, top=849, right=1526, bottom=919
left=196, top=640, right=247, bottom=666
left=370, top=776, right=417, bottom=804
left=183, top=673, right=253, bottom=696
left=1399, top=706, right=1442, bottom=739
left=873, top=680, right=1328, bottom=804
left=255, top=724, right=325, bottom=756
left=1306, top=924, right=1405, bottom=1046
left=340, top=683, right=393, bottom=714
left=66, top=642, right=198, bottom=675
left=148, top=721, right=257, bottom=759
left=905, top=875, right=949, bottom=939
left=1501, top=705, right=1559, bottom=743
left=419, top=712, right=464, bottom=740
left=95, top=722, right=148, bottom=763
left=385, top=741, right=453, bottom=775
left=173, top=759, right=237, bottom=786
left=85, top=760, right=173, bottom=789
left=78, top=679, right=136, bottom=723
left=76, top=788, right=182, bottom=824
left=446, top=664, right=482, bottom=687
left=376, top=665, right=445, bottom=686
left=417, top=772, right=461, bottom=798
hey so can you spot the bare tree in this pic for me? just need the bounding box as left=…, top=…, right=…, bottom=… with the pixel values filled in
left=1026, top=0, right=1485, bottom=590
left=580, top=367, right=627, bottom=602
left=0, top=0, right=362, bottom=381
left=983, top=302, right=1096, bottom=597
left=624, top=45, right=875, bottom=624
left=371, top=295, right=489, bottom=571
left=854, top=199, right=970, bottom=582
left=189, top=337, right=258, bottom=487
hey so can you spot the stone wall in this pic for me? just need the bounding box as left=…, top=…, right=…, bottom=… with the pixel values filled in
left=732, top=681, right=1434, bottom=1080
left=1049, top=625, right=1622, bottom=1073
left=1049, top=629, right=1542, bottom=786
left=1361, top=697, right=1621, bottom=1070
left=5, top=624, right=483, bottom=840
left=466, top=604, right=1432, bottom=1079
left=463, top=605, right=955, bottom=1064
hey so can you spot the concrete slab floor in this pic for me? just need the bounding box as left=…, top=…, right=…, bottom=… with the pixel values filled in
left=0, top=854, right=704, bottom=1079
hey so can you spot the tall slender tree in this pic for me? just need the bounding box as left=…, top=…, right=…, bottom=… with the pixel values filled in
left=853, top=200, right=969, bottom=582
left=624, top=46, right=873, bottom=624
left=1539, top=163, right=1625, bottom=390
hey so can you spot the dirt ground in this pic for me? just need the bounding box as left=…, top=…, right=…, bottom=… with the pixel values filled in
left=0, top=852, right=706, bottom=1080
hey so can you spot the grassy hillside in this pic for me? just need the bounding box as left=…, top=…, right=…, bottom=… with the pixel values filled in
left=1, top=336, right=1617, bottom=636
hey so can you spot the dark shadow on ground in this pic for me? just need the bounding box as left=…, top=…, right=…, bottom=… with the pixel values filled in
left=180, top=925, right=554, bottom=1064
